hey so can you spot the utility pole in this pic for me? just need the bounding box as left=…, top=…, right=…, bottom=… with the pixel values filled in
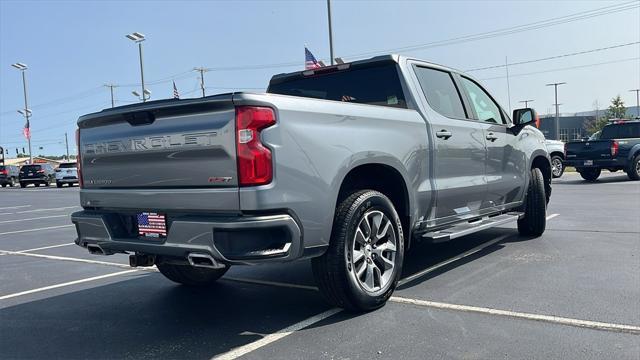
left=519, top=99, right=534, bottom=108
left=104, top=84, right=117, bottom=107
left=327, top=0, right=334, bottom=65
left=194, top=67, right=209, bottom=97
left=630, top=89, right=640, bottom=117
left=64, top=132, right=70, bottom=161
left=546, top=82, right=566, bottom=140
left=12, top=63, right=32, bottom=164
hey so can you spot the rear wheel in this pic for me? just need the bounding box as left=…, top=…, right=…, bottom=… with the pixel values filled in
left=551, top=155, right=564, bottom=178
left=579, top=168, right=601, bottom=182
left=518, top=168, right=546, bottom=237
left=20, top=182, right=26, bottom=188
left=56, top=182, right=62, bottom=188
left=312, top=190, right=404, bottom=312
left=627, top=155, right=640, bottom=181
left=157, top=262, right=229, bottom=286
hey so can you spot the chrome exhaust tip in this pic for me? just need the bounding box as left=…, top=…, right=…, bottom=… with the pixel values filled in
left=87, top=244, right=105, bottom=256
left=187, top=253, right=225, bottom=269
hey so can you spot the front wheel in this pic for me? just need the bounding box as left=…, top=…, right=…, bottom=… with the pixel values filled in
left=579, top=168, right=601, bottom=182
left=627, top=155, right=640, bottom=181
left=518, top=168, right=547, bottom=237
left=56, top=182, right=62, bottom=188
left=157, top=262, right=229, bottom=286
left=551, top=155, right=564, bottom=178
left=312, top=190, right=404, bottom=312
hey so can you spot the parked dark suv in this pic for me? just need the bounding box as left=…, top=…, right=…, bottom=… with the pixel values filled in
left=19, top=163, right=56, bottom=187
left=0, top=165, right=20, bottom=187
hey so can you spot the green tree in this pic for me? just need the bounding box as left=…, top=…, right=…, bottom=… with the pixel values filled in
left=606, top=95, right=627, bottom=119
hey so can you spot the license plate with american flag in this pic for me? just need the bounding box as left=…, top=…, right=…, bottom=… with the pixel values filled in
left=137, top=212, right=167, bottom=238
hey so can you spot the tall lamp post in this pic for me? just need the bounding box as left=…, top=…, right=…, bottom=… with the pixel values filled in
left=546, top=82, right=566, bottom=140
left=12, top=62, right=33, bottom=164
left=630, top=89, right=640, bottom=118
left=126, top=32, right=149, bottom=102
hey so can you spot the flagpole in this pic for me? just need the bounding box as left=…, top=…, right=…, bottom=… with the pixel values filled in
left=20, top=68, right=32, bottom=164
left=327, top=0, right=334, bottom=65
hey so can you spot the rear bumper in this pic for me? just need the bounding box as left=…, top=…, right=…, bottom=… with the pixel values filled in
left=71, top=210, right=303, bottom=265
left=56, top=177, right=78, bottom=183
left=565, top=158, right=628, bottom=169
left=19, top=176, right=49, bottom=183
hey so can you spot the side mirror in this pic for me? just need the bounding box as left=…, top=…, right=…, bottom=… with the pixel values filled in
left=512, top=108, right=537, bottom=126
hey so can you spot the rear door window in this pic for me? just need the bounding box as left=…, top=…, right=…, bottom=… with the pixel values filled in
left=414, top=66, right=467, bottom=119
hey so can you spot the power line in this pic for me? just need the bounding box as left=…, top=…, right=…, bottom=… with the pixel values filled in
left=466, top=41, right=640, bottom=71
left=478, top=57, right=640, bottom=81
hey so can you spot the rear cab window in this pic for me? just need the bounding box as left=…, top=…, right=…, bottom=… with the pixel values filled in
left=268, top=62, right=407, bottom=108
left=601, top=123, right=640, bottom=139
left=58, top=163, right=77, bottom=169
left=413, top=66, right=467, bottom=119
left=21, top=165, right=42, bottom=172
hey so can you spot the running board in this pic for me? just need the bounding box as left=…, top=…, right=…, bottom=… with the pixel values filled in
left=422, top=212, right=523, bottom=242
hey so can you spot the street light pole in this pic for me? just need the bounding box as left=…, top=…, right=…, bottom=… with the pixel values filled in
left=546, top=82, right=566, bottom=140
left=64, top=132, right=70, bottom=161
left=126, top=32, right=148, bottom=102
left=327, top=0, right=334, bottom=65
left=12, top=63, right=32, bottom=164
left=630, top=89, right=640, bottom=117
left=104, top=84, right=117, bottom=107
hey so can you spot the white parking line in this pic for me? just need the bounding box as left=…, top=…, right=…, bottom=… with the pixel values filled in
left=546, top=213, right=559, bottom=220
left=15, top=206, right=80, bottom=214
left=0, top=214, right=69, bottom=224
left=212, top=308, right=342, bottom=360
left=389, top=296, right=640, bottom=335
left=0, top=224, right=74, bottom=236
left=0, top=270, right=139, bottom=301
left=0, top=205, right=31, bottom=210
left=14, top=243, right=75, bottom=253
left=0, top=249, right=156, bottom=271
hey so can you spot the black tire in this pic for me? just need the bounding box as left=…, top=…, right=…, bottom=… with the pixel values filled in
left=20, top=182, right=26, bottom=188
left=518, top=168, right=547, bottom=237
left=312, top=190, right=405, bottom=312
left=1, top=184, right=5, bottom=188
left=551, top=155, right=564, bottom=178
left=579, top=168, right=601, bottom=182
left=56, top=182, right=62, bottom=188
left=156, top=262, right=229, bottom=286
left=627, top=155, right=640, bottom=181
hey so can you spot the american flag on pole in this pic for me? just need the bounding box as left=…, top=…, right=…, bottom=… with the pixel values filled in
left=173, top=81, right=180, bottom=99
left=305, top=47, right=322, bottom=70
left=137, top=212, right=167, bottom=237
left=23, top=120, right=31, bottom=140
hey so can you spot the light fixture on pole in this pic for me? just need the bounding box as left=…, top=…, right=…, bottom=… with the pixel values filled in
left=519, top=99, right=534, bottom=108
left=131, top=89, right=151, bottom=101
left=12, top=62, right=33, bottom=164
left=126, top=32, right=148, bottom=102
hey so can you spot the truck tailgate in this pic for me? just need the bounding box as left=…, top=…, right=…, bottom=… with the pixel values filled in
left=565, top=140, right=612, bottom=161
left=77, top=95, right=239, bottom=211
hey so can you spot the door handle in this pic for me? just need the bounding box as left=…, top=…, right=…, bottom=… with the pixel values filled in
left=486, top=132, right=498, bottom=142
left=436, top=130, right=452, bottom=139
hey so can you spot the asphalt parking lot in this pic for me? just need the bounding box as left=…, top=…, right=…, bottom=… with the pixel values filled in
left=1, top=172, right=638, bottom=360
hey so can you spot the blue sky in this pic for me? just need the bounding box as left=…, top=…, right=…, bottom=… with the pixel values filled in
left=1, top=0, right=639, bottom=156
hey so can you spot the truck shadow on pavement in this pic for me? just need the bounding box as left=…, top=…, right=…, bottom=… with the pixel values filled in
left=0, top=228, right=525, bottom=359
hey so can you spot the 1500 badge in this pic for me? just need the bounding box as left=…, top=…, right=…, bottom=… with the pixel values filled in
left=83, top=131, right=218, bottom=154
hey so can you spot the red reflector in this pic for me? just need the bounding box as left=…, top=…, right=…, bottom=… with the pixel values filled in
left=76, top=128, right=83, bottom=188
left=235, top=106, right=276, bottom=186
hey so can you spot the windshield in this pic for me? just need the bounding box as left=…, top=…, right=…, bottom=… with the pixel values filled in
left=58, top=163, right=77, bottom=169
left=268, top=63, right=407, bottom=108
left=20, top=165, right=42, bottom=172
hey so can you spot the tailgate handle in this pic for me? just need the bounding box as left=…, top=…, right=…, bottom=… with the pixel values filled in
left=124, top=111, right=156, bottom=126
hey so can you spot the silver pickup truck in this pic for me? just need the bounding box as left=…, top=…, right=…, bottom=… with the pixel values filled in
left=72, top=55, right=551, bottom=311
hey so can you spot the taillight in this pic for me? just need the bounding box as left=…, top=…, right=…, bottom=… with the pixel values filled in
left=611, top=140, right=619, bottom=157
left=76, top=128, right=83, bottom=188
left=235, top=106, right=276, bottom=186
left=0, top=169, right=7, bottom=175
